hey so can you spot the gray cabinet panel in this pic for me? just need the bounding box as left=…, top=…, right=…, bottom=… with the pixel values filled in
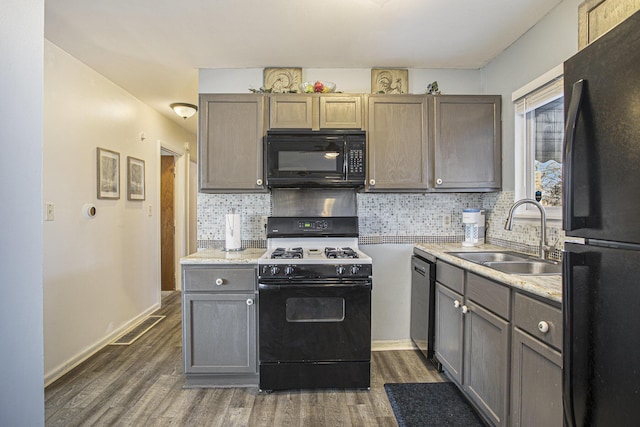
left=514, top=292, right=562, bottom=350
left=435, top=282, right=464, bottom=384
left=432, top=95, right=501, bottom=191
left=184, top=266, right=256, bottom=292
left=511, top=327, right=563, bottom=427
left=464, top=300, right=510, bottom=427
left=183, top=293, right=257, bottom=374
left=466, top=273, right=511, bottom=319
left=367, top=95, right=430, bottom=191
left=435, top=260, right=464, bottom=294
left=199, top=94, right=266, bottom=192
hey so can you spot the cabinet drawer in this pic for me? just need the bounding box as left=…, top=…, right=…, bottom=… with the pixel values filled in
left=514, top=292, right=562, bottom=351
left=436, top=261, right=464, bottom=294
left=184, top=267, right=256, bottom=292
left=466, top=273, right=511, bottom=320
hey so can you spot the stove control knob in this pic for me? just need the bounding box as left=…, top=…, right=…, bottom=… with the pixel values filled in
left=284, top=266, right=295, bottom=276
left=336, top=266, right=346, bottom=275
left=269, top=266, right=280, bottom=276
left=350, top=265, right=360, bottom=275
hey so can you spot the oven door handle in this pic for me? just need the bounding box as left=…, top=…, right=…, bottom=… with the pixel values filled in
left=258, top=281, right=372, bottom=291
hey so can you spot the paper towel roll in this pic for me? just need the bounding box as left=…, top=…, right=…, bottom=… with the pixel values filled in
left=225, top=214, right=241, bottom=250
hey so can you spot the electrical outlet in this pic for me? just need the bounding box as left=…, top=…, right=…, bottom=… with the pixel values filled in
left=442, top=214, right=451, bottom=229
left=45, top=202, right=54, bottom=221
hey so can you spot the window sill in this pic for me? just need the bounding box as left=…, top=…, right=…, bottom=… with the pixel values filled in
left=513, top=212, right=562, bottom=227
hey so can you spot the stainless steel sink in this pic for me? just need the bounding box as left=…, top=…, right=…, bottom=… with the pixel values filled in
left=447, top=251, right=533, bottom=263
left=447, top=251, right=561, bottom=276
left=483, top=261, right=562, bottom=275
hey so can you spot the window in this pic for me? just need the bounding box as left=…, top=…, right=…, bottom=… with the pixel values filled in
left=513, top=65, right=564, bottom=220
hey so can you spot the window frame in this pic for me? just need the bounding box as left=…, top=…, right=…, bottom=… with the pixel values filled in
left=512, top=64, right=564, bottom=222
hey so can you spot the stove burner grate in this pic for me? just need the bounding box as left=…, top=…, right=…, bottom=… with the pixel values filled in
left=271, top=247, right=304, bottom=259
left=324, top=247, right=359, bottom=259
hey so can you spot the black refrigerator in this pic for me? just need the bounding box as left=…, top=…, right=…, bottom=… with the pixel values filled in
left=562, top=9, right=640, bottom=427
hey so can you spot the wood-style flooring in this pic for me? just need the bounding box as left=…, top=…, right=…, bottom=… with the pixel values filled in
left=45, top=291, right=447, bottom=426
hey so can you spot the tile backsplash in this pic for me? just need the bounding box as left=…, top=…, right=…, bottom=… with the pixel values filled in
left=197, top=190, right=564, bottom=261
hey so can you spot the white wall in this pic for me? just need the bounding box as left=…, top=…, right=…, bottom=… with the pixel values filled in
left=199, top=67, right=482, bottom=94
left=43, top=40, right=195, bottom=384
left=481, top=0, right=581, bottom=190
left=0, top=1, right=45, bottom=425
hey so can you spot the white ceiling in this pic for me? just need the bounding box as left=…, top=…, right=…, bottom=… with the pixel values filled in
left=44, top=0, right=563, bottom=135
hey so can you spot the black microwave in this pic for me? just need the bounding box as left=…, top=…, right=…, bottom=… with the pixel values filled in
left=265, top=130, right=366, bottom=188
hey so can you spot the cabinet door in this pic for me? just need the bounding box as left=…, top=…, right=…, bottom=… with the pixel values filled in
left=511, top=328, right=563, bottom=427
left=319, top=95, right=363, bottom=129
left=269, top=94, right=314, bottom=129
left=463, top=300, right=510, bottom=427
left=432, top=95, right=501, bottom=191
left=435, top=282, right=464, bottom=384
left=367, top=95, right=429, bottom=191
left=183, top=293, right=257, bottom=374
left=578, top=0, right=640, bottom=49
left=199, top=94, right=266, bottom=192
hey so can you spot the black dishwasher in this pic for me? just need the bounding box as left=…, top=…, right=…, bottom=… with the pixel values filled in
left=410, top=251, right=441, bottom=370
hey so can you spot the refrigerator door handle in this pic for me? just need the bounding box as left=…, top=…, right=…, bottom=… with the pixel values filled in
left=563, top=79, right=586, bottom=231
left=563, top=250, right=586, bottom=427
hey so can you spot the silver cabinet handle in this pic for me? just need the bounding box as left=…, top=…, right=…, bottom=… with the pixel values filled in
left=436, top=178, right=443, bottom=185
left=538, top=321, right=550, bottom=334
left=453, top=300, right=461, bottom=308
left=461, top=305, right=469, bottom=314
left=256, top=178, right=263, bottom=186
left=246, top=298, right=254, bottom=306
left=215, top=278, right=224, bottom=286
left=369, top=179, right=376, bottom=186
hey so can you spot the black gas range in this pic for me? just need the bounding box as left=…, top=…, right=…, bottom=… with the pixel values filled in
left=257, top=216, right=372, bottom=391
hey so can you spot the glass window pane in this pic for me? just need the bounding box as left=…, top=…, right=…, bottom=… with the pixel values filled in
left=530, top=97, right=564, bottom=207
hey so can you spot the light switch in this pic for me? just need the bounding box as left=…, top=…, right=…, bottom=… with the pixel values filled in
left=148, top=205, right=153, bottom=217
left=45, top=202, right=54, bottom=221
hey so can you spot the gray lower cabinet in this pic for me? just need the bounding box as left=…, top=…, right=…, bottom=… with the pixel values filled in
left=182, top=265, right=258, bottom=387
left=510, top=292, right=563, bottom=426
left=433, top=258, right=563, bottom=427
left=434, top=261, right=511, bottom=426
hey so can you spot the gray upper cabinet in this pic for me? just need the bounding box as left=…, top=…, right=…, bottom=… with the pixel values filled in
left=199, top=94, right=267, bottom=193
left=578, top=0, right=640, bottom=49
left=432, top=95, right=502, bottom=191
left=269, top=94, right=363, bottom=130
left=367, top=95, right=430, bottom=191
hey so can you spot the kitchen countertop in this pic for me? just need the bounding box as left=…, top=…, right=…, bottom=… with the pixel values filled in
left=414, top=243, right=562, bottom=304
left=180, top=247, right=266, bottom=265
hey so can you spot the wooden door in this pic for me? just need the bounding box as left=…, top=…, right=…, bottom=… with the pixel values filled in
left=161, top=155, right=175, bottom=291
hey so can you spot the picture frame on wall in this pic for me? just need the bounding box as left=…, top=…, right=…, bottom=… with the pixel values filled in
left=263, top=67, right=302, bottom=93
left=371, top=68, right=408, bottom=94
left=127, top=156, right=145, bottom=201
left=97, top=147, right=120, bottom=199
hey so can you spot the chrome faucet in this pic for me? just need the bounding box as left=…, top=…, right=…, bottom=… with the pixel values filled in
left=504, top=198, right=549, bottom=260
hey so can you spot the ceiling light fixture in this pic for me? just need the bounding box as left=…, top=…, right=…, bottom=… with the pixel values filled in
left=170, top=103, right=198, bottom=119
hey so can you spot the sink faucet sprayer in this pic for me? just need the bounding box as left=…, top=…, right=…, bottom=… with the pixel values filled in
left=504, top=199, right=551, bottom=260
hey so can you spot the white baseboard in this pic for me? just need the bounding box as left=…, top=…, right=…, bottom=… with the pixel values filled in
left=44, top=303, right=161, bottom=387
left=372, top=339, right=417, bottom=351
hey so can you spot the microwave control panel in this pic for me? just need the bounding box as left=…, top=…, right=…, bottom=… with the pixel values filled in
left=348, top=149, right=365, bottom=175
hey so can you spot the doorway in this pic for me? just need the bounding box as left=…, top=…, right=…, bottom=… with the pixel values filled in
left=161, top=155, right=176, bottom=291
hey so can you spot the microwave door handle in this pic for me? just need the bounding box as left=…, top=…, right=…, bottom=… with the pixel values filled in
left=563, top=79, right=586, bottom=231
